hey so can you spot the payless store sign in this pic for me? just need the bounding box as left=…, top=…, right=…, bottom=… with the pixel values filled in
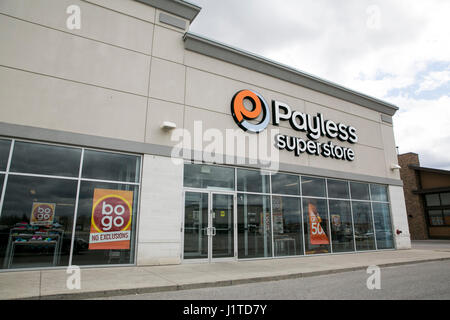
left=231, top=89, right=357, bottom=161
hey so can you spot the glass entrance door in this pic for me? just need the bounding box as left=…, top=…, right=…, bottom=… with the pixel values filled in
left=183, top=191, right=235, bottom=262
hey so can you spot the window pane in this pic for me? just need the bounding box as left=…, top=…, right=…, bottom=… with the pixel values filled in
left=237, top=169, right=269, bottom=193
left=71, top=181, right=139, bottom=266
left=0, top=176, right=77, bottom=269
left=301, top=176, right=326, bottom=198
left=184, top=163, right=234, bottom=191
left=10, top=141, right=81, bottom=177
left=303, top=198, right=330, bottom=254
left=327, top=179, right=349, bottom=199
left=82, top=150, right=140, bottom=183
left=0, top=139, right=11, bottom=171
left=352, top=201, right=376, bottom=250
left=350, top=182, right=370, bottom=200
left=372, top=203, right=394, bottom=249
left=440, top=193, right=450, bottom=206
left=271, top=173, right=300, bottom=195
left=429, top=210, right=444, bottom=226
left=183, top=192, right=208, bottom=259
left=329, top=200, right=354, bottom=253
left=444, top=210, right=450, bottom=225
left=370, top=184, right=388, bottom=202
left=425, top=194, right=440, bottom=207
left=272, top=196, right=303, bottom=256
left=237, top=194, right=272, bottom=258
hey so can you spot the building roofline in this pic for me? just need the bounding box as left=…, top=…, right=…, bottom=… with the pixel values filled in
left=183, top=32, right=399, bottom=116
left=135, top=0, right=201, bottom=22
left=409, top=165, right=450, bottom=176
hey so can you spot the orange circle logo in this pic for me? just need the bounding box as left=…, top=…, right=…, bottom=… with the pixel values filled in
left=231, top=89, right=270, bottom=133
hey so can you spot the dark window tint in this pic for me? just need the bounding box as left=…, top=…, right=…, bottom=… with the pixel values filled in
left=350, top=182, right=370, bottom=200
left=352, top=201, right=375, bottom=250
left=271, top=173, right=300, bottom=195
left=370, top=184, right=388, bottom=202
left=272, top=196, right=303, bottom=256
left=10, top=141, right=81, bottom=177
left=327, top=179, right=349, bottom=199
left=82, top=150, right=140, bottom=183
left=184, top=163, right=234, bottom=190
left=237, top=169, right=270, bottom=193
left=329, top=200, right=354, bottom=252
left=0, top=139, right=11, bottom=171
left=301, top=176, right=326, bottom=198
left=0, top=175, right=77, bottom=269
left=372, top=203, right=394, bottom=249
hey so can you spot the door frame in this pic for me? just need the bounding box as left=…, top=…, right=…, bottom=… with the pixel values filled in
left=181, top=188, right=237, bottom=263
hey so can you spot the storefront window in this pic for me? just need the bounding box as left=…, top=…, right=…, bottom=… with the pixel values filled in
left=441, top=193, right=450, bottom=206
left=301, top=176, right=326, bottom=198
left=82, top=149, right=140, bottom=183
left=237, top=169, right=270, bottom=194
left=372, top=203, right=394, bottom=249
left=184, top=163, right=234, bottom=191
left=10, top=141, right=81, bottom=177
left=183, top=192, right=208, bottom=259
left=350, top=182, right=370, bottom=200
left=0, top=175, right=77, bottom=269
left=271, top=173, right=300, bottom=195
left=429, top=210, right=444, bottom=226
left=71, top=181, right=139, bottom=266
left=0, top=139, right=11, bottom=171
left=352, top=201, right=376, bottom=250
left=272, top=196, right=303, bottom=256
left=370, top=184, right=388, bottom=202
left=425, top=194, right=440, bottom=206
left=327, top=179, right=349, bottom=199
left=237, top=193, right=272, bottom=258
left=303, top=198, right=330, bottom=254
left=329, top=200, right=354, bottom=252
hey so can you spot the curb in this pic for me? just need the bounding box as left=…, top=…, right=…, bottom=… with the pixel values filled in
left=17, top=256, right=450, bottom=300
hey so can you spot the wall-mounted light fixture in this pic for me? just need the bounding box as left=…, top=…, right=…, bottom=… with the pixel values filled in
left=161, top=121, right=177, bottom=131
left=390, top=164, right=401, bottom=171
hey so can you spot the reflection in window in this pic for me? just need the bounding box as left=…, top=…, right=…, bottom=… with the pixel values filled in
left=237, top=194, right=272, bottom=258
left=82, top=150, right=140, bottom=183
left=372, top=203, right=394, bottom=249
left=237, top=169, right=270, bottom=194
left=429, top=210, right=444, bottom=226
left=441, top=193, right=450, bottom=206
left=301, top=176, right=326, bottom=198
left=425, top=194, right=440, bottom=206
left=329, top=200, right=354, bottom=252
left=271, top=173, right=300, bottom=195
left=0, top=139, right=11, bottom=171
left=350, top=182, right=370, bottom=200
left=272, top=196, right=303, bottom=256
left=327, top=179, right=349, bottom=199
left=10, top=141, right=81, bottom=177
left=303, top=198, right=330, bottom=254
left=183, top=192, right=208, bottom=259
left=184, top=163, right=234, bottom=191
left=352, top=201, right=376, bottom=250
left=71, top=181, right=139, bottom=266
left=0, top=175, right=77, bottom=269
left=370, top=184, right=388, bottom=202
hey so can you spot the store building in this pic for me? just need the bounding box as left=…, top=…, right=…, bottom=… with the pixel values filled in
left=0, top=0, right=410, bottom=270
left=399, top=153, right=450, bottom=240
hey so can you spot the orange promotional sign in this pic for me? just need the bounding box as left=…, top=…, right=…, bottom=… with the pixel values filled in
left=308, top=203, right=329, bottom=245
left=89, top=188, right=134, bottom=250
left=30, top=202, right=55, bottom=226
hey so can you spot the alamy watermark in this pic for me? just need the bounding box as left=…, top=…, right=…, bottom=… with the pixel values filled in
left=366, top=265, right=381, bottom=290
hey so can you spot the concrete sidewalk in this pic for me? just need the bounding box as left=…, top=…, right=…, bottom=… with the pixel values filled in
left=1, top=248, right=450, bottom=300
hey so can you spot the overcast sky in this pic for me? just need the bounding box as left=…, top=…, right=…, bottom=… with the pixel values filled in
left=189, top=0, right=450, bottom=170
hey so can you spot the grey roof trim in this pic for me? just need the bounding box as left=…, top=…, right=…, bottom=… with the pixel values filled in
left=0, top=122, right=403, bottom=187
left=135, top=0, right=201, bottom=22
left=184, top=32, right=399, bottom=116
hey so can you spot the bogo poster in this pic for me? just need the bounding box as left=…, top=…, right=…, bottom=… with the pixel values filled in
left=89, top=188, right=134, bottom=250
left=30, top=202, right=56, bottom=226
left=308, top=203, right=329, bottom=245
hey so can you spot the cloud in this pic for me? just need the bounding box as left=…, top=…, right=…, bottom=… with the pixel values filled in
left=189, top=0, right=450, bottom=169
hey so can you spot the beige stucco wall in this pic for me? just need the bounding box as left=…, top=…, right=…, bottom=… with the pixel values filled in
left=0, top=0, right=399, bottom=182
